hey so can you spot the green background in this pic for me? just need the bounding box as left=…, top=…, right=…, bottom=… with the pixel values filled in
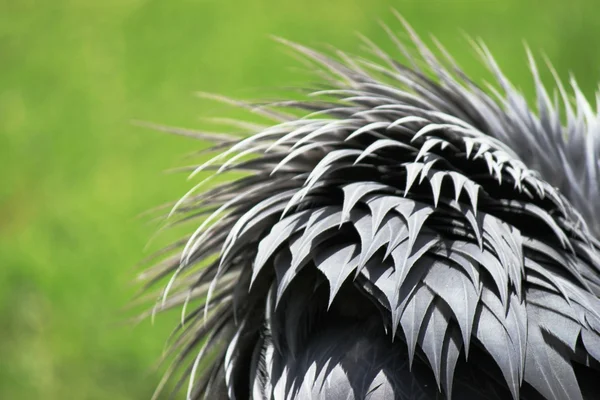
left=1, top=0, right=599, bottom=398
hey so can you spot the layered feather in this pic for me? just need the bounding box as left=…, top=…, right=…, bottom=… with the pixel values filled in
left=138, top=16, right=600, bottom=400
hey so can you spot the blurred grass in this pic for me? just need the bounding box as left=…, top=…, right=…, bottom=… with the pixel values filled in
left=1, top=0, right=599, bottom=398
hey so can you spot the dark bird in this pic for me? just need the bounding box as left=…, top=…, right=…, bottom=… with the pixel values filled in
left=138, top=15, right=600, bottom=400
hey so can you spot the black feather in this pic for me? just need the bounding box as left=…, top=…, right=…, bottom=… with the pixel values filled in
left=139, top=15, right=600, bottom=400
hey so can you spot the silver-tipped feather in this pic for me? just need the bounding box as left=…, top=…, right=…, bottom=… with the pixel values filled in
left=139, top=16, right=600, bottom=400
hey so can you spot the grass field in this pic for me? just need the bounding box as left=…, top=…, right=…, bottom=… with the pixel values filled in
left=2, top=0, right=600, bottom=398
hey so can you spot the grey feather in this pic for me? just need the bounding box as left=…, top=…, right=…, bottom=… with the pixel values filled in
left=137, top=16, right=600, bottom=400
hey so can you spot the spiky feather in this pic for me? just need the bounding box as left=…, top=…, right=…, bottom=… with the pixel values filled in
left=138, top=15, right=600, bottom=400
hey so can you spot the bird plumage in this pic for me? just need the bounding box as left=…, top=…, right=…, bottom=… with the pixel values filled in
left=139, top=16, right=600, bottom=400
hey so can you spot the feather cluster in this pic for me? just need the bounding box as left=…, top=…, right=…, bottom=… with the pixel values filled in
left=139, top=16, right=600, bottom=400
